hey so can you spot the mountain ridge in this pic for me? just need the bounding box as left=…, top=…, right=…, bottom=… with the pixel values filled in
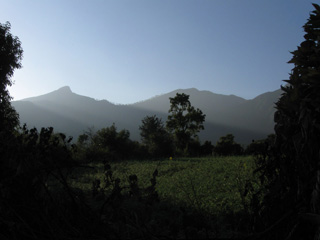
left=12, top=86, right=281, bottom=144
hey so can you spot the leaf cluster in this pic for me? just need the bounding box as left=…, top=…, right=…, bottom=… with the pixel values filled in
left=249, top=4, right=320, bottom=239
left=166, top=93, right=206, bottom=153
left=167, top=93, right=205, bottom=140
left=214, top=134, right=243, bottom=156
left=0, top=125, right=88, bottom=239
left=75, top=124, right=146, bottom=162
left=139, top=115, right=173, bottom=157
left=0, top=22, right=22, bottom=133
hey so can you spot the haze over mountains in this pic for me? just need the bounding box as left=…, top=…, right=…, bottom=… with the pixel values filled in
left=12, top=86, right=282, bottom=144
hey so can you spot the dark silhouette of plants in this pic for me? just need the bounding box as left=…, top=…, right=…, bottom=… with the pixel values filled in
left=91, top=161, right=186, bottom=239
left=0, top=21, right=22, bottom=134
left=92, top=123, right=131, bottom=159
left=75, top=124, right=145, bottom=162
left=166, top=93, right=206, bottom=155
left=214, top=134, right=243, bottom=156
left=186, top=138, right=202, bottom=156
left=200, top=140, right=214, bottom=156
left=248, top=4, right=320, bottom=239
left=139, top=115, right=173, bottom=158
left=0, top=21, right=23, bottom=184
left=0, top=23, right=104, bottom=239
left=0, top=125, right=97, bottom=239
left=245, top=134, right=275, bottom=157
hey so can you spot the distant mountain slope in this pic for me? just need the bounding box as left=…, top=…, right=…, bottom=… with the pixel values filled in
left=12, top=86, right=281, bottom=144
left=132, top=88, right=246, bottom=114
left=132, top=88, right=281, bottom=143
left=13, top=100, right=87, bottom=138
left=222, top=89, right=282, bottom=134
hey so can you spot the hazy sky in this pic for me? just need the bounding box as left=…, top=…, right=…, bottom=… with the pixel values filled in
left=1, top=0, right=314, bottom=104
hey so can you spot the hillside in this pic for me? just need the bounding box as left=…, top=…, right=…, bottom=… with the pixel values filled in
left=12, top=86, right=281, bottom=144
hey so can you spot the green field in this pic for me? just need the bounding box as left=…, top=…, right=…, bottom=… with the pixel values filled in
left=69, top=156, right=259, bottom=238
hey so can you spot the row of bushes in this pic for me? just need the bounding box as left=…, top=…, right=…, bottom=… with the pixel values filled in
left=73, top=123, right=275, bottom=162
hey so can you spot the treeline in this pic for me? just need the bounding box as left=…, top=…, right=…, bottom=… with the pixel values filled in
left=74, top=121, right=275, bottom=162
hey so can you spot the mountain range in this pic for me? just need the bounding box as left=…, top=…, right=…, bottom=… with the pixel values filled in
left=12, top=86, right=282, bottom=145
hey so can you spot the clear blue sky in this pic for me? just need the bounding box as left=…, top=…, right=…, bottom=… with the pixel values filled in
left=1, top=0, right=314, bottom=104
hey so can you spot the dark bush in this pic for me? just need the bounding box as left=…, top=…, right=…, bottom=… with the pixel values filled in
left=139, top=115, right=174, bottom=158
left=214, top=134, right=243, bottom=156
left=75, top=124, right=147, bottom=162
left=250, top=4, right=320, bottom=239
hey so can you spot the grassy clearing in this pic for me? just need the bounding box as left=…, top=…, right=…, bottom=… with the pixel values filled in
left=70, top=156, right=257, bottom=216
left=66, top=156, right=260, bottom=238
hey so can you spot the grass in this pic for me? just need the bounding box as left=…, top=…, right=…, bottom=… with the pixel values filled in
left=65, top=156, right=262, bottom=238
left=69, top=155, right=257, bottom=216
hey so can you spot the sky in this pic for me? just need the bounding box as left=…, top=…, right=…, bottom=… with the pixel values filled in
left=1, top=0, right=315, bottom=104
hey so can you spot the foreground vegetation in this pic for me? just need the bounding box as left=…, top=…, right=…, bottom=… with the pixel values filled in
left=68, top=156, right=259, bottom=238
left=71, top=156, right=254, bottom=215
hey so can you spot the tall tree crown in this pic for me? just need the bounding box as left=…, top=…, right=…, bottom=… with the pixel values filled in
left=0, top=22, right=23, bottom=132
left=166, top=93, right=205, bottom=152
left=256, top=4, right=320, bottom=239
left=0, top=22, right=23, bottom=97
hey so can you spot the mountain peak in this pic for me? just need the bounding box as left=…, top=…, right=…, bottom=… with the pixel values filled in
left=57, top=86, right=72, bottom=93
left=13, top=86, right=281, bottom=144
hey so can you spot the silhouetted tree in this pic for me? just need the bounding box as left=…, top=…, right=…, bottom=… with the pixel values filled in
left=91, top=124, right=132, bottom=160
left=214, top=134, right=243, bottom=156
left=200, top=140, right=214, bottom=156
left=245, top=134, right=275, bottom=156
left=166, top=93, right=205, bottom=154
left=77, top=124, right=143, bottom=161
left=0, top=21, right=23, bottom=183
left=251, top=4, right=320, bottom=239
left=0, top=21, right=23, bottom=133
left=187, top=138, right=201, bottom=156
left=139, top=115, right=173, bottom=157
left=77, top=132, right=90, bottom=146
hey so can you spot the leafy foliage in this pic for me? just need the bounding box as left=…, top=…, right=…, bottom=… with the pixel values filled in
left=75, top=124, right=145, bottom=162
left=245, top=134, right=275, bottom=156
left=166, top=93, right=206, bottom=154
left=0, top=22, right=22, bottom=133
left=0, top=126, right=86, bottom=239
left=214, top=134, right=243, bottom=156
left=139, top=115, right=173, bottom=157
left=200, top=140, right=214, bottom=156
left=251, top=4, right=320, bottom=239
